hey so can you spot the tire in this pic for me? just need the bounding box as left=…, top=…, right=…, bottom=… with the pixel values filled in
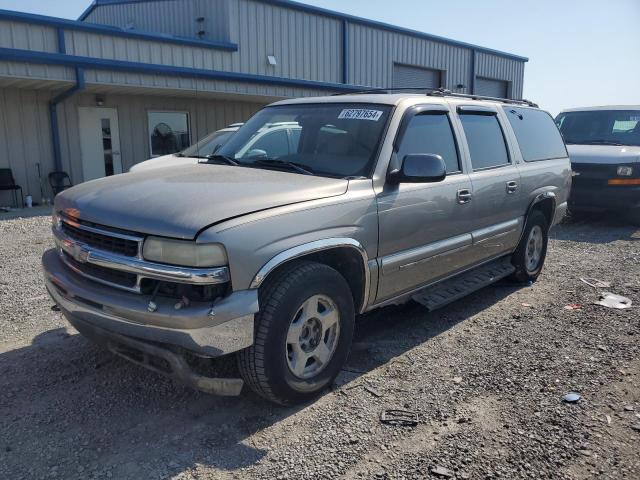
left=238, top=261, right=355, bottom=405
left=509, top=210, right=549, bottom=283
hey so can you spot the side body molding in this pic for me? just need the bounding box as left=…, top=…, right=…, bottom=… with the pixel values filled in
left=249, top=238, right=371, bottom=313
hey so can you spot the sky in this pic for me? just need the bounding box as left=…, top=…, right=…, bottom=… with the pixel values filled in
left=1, top=0, right=638, bottom=115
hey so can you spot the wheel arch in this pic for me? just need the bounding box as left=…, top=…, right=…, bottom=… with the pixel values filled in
left=250, top=238, right=371, bottom=314
left=529, top=191, right=556, bottom=227
left=518, top=191, right=556, bottom=246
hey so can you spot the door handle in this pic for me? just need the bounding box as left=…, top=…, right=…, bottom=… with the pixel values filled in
left=456, top=189, right=472, bottom=204
left=506, top=181, right=518, bottom=194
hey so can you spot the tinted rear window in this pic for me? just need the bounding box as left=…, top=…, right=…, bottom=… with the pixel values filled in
left=504, top=107, right=567, bottom=161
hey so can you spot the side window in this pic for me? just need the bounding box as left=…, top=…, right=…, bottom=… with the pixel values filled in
left=504, top=107, right=567, bottom=162
left=247, top=129, right=289, bottom=158
left=397, top=113, right=460, bottom=173
left=459, top=114, right=510, bottom=170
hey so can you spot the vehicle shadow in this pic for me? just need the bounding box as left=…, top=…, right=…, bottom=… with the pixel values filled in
left=0, top=283, right=520, bottom=479
left=552, top=212, right=640, bottom=244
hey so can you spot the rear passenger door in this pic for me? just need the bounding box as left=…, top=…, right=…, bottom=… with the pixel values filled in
left=376, top=105, right=475, bottom=302
left=454, top=105, right=524, bottom=262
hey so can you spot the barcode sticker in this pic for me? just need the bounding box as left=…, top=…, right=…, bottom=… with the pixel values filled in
left=338, top=109, right=384, bottom=121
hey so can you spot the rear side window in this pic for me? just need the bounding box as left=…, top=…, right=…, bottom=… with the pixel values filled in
left=504, top=107, right=567, bottom=161
left=396, top=113, right=460, bottom=173
left=459, top=114, right=510, bottom=170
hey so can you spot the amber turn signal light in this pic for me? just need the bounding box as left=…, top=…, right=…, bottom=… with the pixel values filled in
left=608, top=178, right=640, bottom=185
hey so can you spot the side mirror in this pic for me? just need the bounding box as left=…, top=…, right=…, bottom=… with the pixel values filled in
left=388, top=153, right=447, bottom=184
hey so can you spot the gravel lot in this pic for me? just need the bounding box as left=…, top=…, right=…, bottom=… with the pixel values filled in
left=0, top=213, right=639, bottom=479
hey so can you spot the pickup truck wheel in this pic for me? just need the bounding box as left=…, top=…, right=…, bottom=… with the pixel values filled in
left=509, top=210, right=549, bottom=283
left=238, top=261, right=355, bottom=405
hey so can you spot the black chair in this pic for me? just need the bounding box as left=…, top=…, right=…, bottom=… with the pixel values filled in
left=0, top=168, right=23, bottom=208
left=48, top=171, right=73, bottom=196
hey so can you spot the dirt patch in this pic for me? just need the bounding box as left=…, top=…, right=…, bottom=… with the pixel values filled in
left=0, top=214, right=638, bottom=479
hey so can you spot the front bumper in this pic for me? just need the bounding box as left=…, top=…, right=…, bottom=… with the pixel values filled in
left=570, top=185, right=640, bottom=210
left=43, top=248, right=258, bottom=358
left=570, top=163, right=640, bottom=210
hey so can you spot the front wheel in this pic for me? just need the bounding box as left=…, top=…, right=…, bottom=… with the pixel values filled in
left=509, top=210, right=549, bottom=283
left=238, top=261, right=355, bottom=405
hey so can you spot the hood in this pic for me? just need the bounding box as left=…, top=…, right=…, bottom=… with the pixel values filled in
left=567, top=144, right=640, bottom=165
left=129, top=154, right=197, bottom=173
left=56, top=164, right=348, bottom=239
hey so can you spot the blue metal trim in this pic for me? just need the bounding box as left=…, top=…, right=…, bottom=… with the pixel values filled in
left=0, top=9, right=238, bottom=51
left=78, top=1, right=97, bottom=21
left=0, top=47, right=365, bottom=92
left=342, top=19, right=348, bottom=85
left=50, top=68, right=86, bottom=172
left=56, top=28, right=66, bottom=54
left=79, top=0, right=528, bottom=62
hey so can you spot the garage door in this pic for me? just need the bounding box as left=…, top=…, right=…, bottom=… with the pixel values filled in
left=392, top=64, right=441, bottom=89
left=475, top=77, right=509, bottom=98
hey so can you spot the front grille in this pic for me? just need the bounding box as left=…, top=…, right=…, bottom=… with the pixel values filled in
left=63, top=251, right=138, bottom=289
left=61, top=221, right=139, bottom=257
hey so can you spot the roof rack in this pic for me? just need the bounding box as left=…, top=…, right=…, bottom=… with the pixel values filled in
left=333, top=87, right=538, bottom=108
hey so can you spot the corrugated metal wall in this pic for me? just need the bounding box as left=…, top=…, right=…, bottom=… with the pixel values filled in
left=0, top=19, right=59, bottom=53
left=0, top=88, right=56, bottom=205
left=476, top=52, right=524, bottom=99
left=78, top=0, right=526, bottom=97
left=0, top=87, right=265, bottom=203
left=229, top=0, right=342, bottom=82
left=83, top=0, right=231, bottom=42
left=346, top=22, right=472, bottom=92
left=55, top=92, right=265, bottom=184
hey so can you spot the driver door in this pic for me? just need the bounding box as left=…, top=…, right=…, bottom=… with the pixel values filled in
left=376, top=105, right=475, bottom=302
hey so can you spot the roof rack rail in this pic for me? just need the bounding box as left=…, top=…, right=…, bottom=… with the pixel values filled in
left=333, top=87, right=538, bottom=108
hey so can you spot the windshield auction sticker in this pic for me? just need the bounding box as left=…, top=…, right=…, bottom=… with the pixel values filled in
left=338, top=109, right=384, bottom=121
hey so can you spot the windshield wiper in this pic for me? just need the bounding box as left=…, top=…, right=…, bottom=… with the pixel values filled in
left=253, top=159, right=315, bottom=176
left=174, top=152, right=185, bottom=157
left=204, top=154, right=239, bottom=166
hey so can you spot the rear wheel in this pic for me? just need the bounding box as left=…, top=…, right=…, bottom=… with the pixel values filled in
left=509, top=210, right=549, bottom=283
left=238, top=261, right=355, bottom=405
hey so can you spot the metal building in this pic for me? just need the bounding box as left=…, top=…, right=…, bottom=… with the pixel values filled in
left=0, top=0, right=527, bottom=205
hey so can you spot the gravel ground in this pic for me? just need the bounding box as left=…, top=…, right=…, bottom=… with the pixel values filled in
left=0, top=213, right=639, bottom=479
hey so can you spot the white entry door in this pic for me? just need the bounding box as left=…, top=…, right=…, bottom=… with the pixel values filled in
left=78, top=107, right=122, bottom=181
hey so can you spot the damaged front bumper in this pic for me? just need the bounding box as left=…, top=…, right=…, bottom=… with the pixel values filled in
left=42, top=248, right=258, bottom=395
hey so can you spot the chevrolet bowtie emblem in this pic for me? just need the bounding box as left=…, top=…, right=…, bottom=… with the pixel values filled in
left=71, top=244, right=90, bottom=263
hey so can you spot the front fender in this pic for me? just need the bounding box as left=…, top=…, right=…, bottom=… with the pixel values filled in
left=196, top=180, right=378, bottom=293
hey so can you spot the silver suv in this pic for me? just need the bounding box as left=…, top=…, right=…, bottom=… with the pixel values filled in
left=43, top=91, right=571, bottom=405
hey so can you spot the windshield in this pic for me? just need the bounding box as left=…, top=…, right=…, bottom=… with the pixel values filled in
left=216, top=103, right=393, bottom=178
left=556, top=110, right=640, bottom=146
left=181, top=130, right=236, bottom=157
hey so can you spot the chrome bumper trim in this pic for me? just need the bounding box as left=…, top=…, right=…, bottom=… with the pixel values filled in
left=43, top=248, right=257, bottom=358
left=53, top=226, right=230, bottom=290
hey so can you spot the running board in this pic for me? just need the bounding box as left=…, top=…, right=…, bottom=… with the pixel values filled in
left=411, top=256, right=515, bottom=311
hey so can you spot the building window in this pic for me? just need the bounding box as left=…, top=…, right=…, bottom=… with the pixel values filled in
left=148, top=111, right=191, bottom=157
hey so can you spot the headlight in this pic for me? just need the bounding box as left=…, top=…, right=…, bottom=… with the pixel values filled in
left=617, top=166, right=633, bottom=177
left=143, top=237, right=228, bottom=267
